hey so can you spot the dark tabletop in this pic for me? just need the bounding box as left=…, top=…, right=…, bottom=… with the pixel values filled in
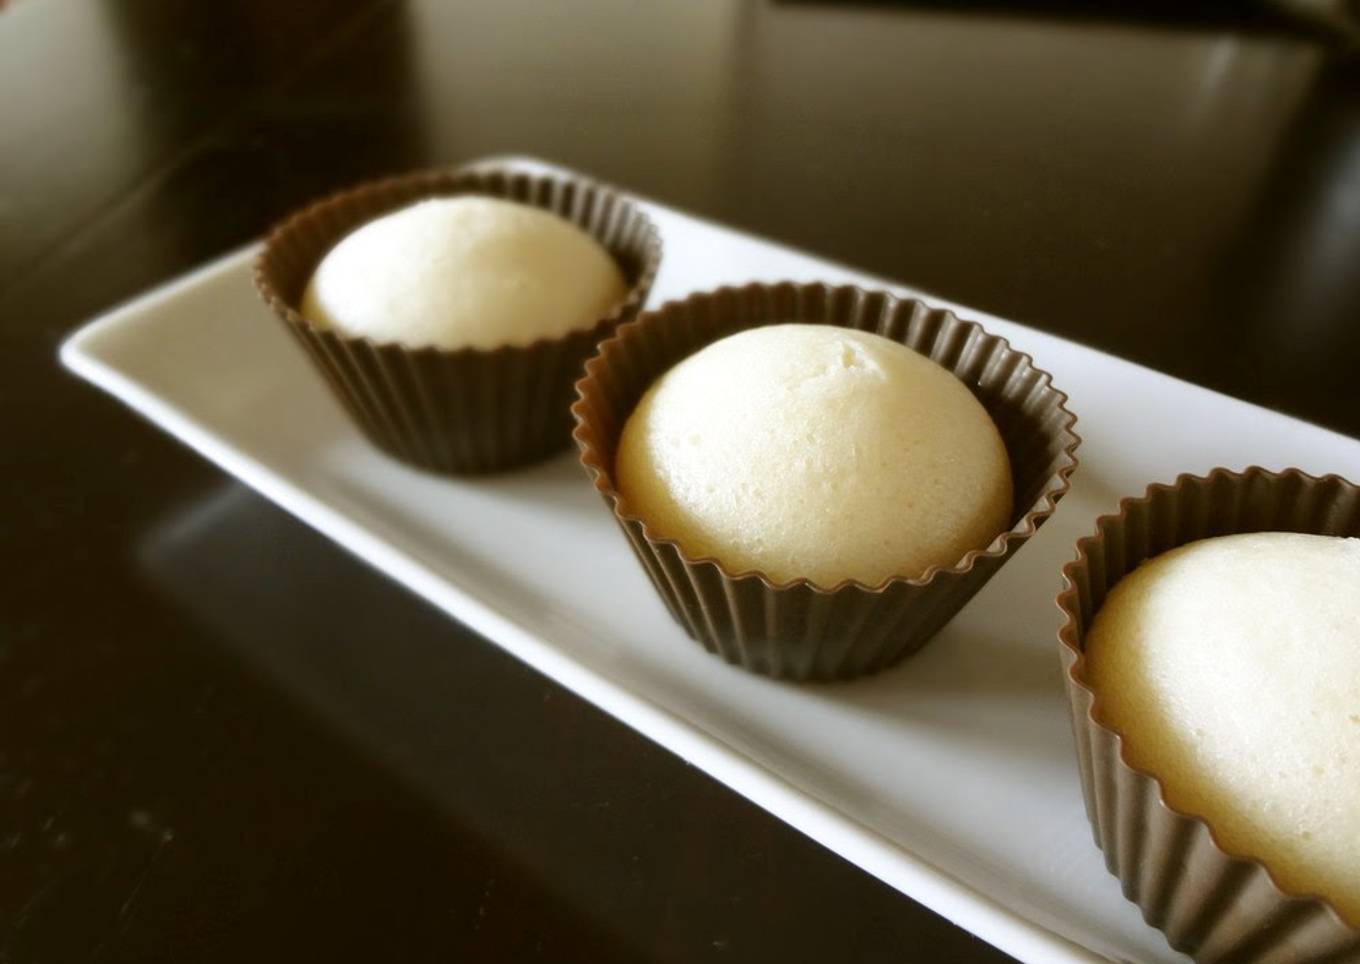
left=3, top=1, right=1359, bottom=962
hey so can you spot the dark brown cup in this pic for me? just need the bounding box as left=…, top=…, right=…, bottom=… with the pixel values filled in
left=573, top=282, right=1081, bottom=681
left=254, top=163, right=662, bottom=474
left=1057, top=466, right=1360, bottom=963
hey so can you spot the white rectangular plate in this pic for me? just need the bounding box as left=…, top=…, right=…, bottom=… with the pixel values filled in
left=62, top=157, right=1360, bottom=964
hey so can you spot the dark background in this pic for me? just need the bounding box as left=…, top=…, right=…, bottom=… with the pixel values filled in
left=2, top=1, right=1357, bottom=961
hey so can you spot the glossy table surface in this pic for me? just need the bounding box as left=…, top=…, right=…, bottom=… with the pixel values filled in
left=3, top=2, right=1358, bottom=962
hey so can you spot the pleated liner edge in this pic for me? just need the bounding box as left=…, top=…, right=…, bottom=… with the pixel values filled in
left=573, top=282, right=1081, bottom=681
left=254, top=163, right=662, bottom=474
left=1056, top=466, right=1360, bottom=963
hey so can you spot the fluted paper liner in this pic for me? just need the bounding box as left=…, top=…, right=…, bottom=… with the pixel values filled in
left=1057, top=467, right=1360, bottom=962
left=573, top=282, right=1080, bottom=681
left=254, top=164, right=661, bottom=474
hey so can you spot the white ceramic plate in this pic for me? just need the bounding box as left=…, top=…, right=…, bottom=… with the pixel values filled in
left=61, top=156, right=1360, bottom=964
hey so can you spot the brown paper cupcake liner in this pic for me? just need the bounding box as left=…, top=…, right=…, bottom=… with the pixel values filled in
left=1057, top=466, right=1360, bottom=963
left=254, top=163, right=662, bottom=474
left=573, top=282, right=1081, bottom=681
